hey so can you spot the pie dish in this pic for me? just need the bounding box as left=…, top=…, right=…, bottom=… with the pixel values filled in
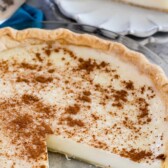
left=55, top=0, right=168, bottom=38
left=0, top=27, right=167, bottom=168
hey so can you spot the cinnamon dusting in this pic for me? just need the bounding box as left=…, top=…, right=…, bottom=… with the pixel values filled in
left=156, top=154, right=166, bottom=160
left=78, top=58, right=108, bottom=73
left=21, top=63, right=36, bottom=70
left=10, top=114, right=33, bottom=130
left=123, top=80, right=134, bottom=90
left=65, top=117, right=84, bottom=127
left=48, top=69, right=55, bottom=73
left=83, top=91, right=91, bottom=96
left=66, top=104, right=80, bottom=115
left=79, top=96, right=91, bottom=103
left=2, top=97, right=54, bottom=161
left=137, top=98, right=149, bottom=119
left=120, top=149, right=152, bottom=162
left=22, top=94, right=39, bottom=104
left=16, top=77, right=29, bottom=83
left=36, top=53, right=43, bottom=62
left=35, top=76, right=53, bottom=83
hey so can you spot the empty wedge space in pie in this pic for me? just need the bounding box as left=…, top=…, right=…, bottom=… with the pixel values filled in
left=0, top=28, right=167, bottom=168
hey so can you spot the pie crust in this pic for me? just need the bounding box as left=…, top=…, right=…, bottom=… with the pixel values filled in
left=0, top=27, right=167, bottom=168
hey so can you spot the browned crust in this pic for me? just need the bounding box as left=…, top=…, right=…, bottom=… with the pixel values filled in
left=114, top=0, right=168, bottom=13
left=0, top=27, right=168, bottom=167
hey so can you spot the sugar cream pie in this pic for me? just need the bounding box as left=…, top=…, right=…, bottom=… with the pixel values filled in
left=0, top=28, right=167, bottom=168
left=115, top=0, right=168, bottom=12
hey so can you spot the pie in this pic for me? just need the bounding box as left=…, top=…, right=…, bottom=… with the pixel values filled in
left=115, top=0, right=168, bottom=12
left=0, top=27, right=167, bottom=168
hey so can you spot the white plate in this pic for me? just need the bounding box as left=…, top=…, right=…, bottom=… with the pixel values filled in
left=54, top=0, right=168, bottom=38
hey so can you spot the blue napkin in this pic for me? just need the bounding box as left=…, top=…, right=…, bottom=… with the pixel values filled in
left=0, top=4, right=44, bottom=29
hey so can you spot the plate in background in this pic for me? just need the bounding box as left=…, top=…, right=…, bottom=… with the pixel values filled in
left=54, top=0, right=168, bottom=38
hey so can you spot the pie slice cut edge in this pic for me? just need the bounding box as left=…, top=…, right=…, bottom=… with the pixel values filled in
left=0, top=27, right=167, bottom=168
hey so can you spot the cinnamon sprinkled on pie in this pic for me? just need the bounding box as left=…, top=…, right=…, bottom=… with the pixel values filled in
left=83, top=91, right=91, bottom=96
left=48, top=69, right=55, bottom=73
left=78, top=58, right=108, bottom=73
left=120, top=149, right=152, bottom=162
left=112, top=90, right=128, bottom=109
left=36, top=53, right=43, bottom=62
left=22, top=94, right=39, bottom=104
left=35, top=76, right=53, bottom=83
left=44, top=45, right=52, bottom=56
left=66, top=104, right=80, bottom=115
left=156, top=154, right=166, bottom=160
left=0, top=39, right=165, bottom=167
left=16, top=77, right=29, bottom=83
left=65, top=117, right=84, bottom=127
left=0, top=96, right=54, bottom=161
left=137, top=98, right=149, bottom=118
left=123, top=80, right=134, bottom=90
left=10, top=114, right=33, bottom=130
left=79, top=95, right=91, bottom=103
left=21, top=63, right=36, bottom=70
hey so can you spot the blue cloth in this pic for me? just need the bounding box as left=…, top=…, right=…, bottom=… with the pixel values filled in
left=0, top=4, right=44, bottom=29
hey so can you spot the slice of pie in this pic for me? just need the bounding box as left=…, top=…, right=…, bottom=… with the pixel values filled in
left=0, top=28, right=167, bottom=168
left=115, top=0, right=168, bottom=12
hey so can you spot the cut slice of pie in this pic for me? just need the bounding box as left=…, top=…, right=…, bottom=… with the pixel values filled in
left=115, top=0, right=168, bottom=12
left=0, top=28, right=167, bottom=168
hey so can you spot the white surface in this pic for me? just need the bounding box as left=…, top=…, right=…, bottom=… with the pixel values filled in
left=55, top=0, right=168, bottom=37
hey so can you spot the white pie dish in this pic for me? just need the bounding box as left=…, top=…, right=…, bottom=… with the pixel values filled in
left=54, top=0, right=168, bottom=38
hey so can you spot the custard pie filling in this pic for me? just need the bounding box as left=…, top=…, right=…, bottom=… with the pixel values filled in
left=0, top=28, right=167, bottom=168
